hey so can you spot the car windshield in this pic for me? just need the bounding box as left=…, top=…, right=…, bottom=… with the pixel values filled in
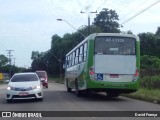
left=11, top=74, right=39, bottom=82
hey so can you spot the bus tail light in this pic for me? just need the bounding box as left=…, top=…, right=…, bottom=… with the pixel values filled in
left=133, top=69, right=139, bottom=81
left=89, top=67, right=96, bottom=80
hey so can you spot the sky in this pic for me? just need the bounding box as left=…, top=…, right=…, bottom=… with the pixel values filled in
left=0, top=0, right=160, bottom=68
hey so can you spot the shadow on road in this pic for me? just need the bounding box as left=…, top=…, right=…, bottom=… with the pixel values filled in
left=42, top=90, right=128, bottom=103
left=3, top=99, right=43, bottom=104
left=0, top=90, right=128, bottom=104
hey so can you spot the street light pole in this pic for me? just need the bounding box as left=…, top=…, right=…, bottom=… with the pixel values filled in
left=56, top=18, right=87, bottom=80
left=57, top=19, right=86, bottom=38
left=47, top=50, right=63, bottom=80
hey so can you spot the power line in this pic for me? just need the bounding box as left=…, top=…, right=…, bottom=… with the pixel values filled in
left=96, top=0, right=108, bottom=11
left=120, top=0, right=149, bottom=20
left=121, top=0, right=160, bottom=25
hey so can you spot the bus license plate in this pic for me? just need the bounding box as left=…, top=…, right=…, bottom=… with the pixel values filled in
left=110, top=74, right=119, bottom=78
left=19, top=92, right=28, bottom=96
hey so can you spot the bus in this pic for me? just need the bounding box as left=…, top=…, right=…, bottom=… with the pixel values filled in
left=64, top=33, right=140, bottom=97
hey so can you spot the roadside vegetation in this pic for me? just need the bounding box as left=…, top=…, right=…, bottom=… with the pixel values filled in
left=123, top=88, right=160, bottom=104
left=123, top=74, right=160, bottom=104
left=124, top=56, right=160, bottom=104
left=48, top=77, right=64, bottom=84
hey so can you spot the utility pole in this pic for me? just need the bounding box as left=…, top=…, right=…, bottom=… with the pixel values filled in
left=80, top=10, right=97, bottom=36
left=6, top=50, right=14, bottom=78
left=6, top=50, right=14, bottom=65
left=13, top=58, right=15, bottom=66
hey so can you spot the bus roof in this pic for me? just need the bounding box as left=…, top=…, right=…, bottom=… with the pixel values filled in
left=66, top=33, right=139, bottom=56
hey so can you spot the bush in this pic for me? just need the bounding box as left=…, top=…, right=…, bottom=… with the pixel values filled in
left=141, top=55, right=160, bottom=69
left=140, top=75, right=160, bottom=89
left=140, top=69, right=160, bottom=78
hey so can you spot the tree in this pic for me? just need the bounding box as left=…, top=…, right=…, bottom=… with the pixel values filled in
left=138, top=32, right=156, bottom=56
left=31, top=51, right=48, bottom=72
left=31, top=51, right=41, bottom=60
left=93, top=8, right=120, bottom=33
left=156, top=26, right=160, bottom=36
left=51, top=34, right=62, bottom=49
left=141, top=55, right=160, bottom=69
left=0, top=54, right=8, bottom=68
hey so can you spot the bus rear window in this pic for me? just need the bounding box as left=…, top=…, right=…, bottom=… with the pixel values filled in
left=95, top=36, right=136, bottom=55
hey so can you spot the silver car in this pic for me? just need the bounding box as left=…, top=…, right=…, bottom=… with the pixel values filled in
left=6, top=72, right=43, bottom=103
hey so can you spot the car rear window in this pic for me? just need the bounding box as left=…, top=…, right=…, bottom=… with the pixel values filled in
left=11, top=74, right=39, bottom=82
left=36, top=71, right=47, bottom=77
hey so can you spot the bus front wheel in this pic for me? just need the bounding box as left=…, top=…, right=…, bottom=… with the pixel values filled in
left=66, top=79, right=72, bottom=92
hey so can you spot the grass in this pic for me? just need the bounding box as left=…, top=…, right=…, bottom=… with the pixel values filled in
left=122, top=88, right=160, bottom=104
left=48, top=77, right=64, bottom=84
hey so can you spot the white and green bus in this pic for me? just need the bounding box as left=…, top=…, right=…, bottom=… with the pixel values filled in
left=64, top=33, right=140, bottom=97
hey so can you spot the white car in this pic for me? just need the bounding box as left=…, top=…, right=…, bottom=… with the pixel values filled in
left=6, top=72, right=43, bottom=103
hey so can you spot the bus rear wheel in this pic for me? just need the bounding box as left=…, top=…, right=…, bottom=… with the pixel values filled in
left=75, top=80, right=82, bottom=97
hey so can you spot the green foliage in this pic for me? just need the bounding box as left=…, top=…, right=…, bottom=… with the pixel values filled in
left=156, top=26, right=160, bottom=36
left=93, top=8, right=120, bottom=33
left=138, top=28, right=160, bottom=58
left=141, top=55, right=160, bottom=69
left=138, top=32, right=156, bottom=56
left=51, top=34, right=62, bottom=49
left=0, top=54, right=8, bottom=68
left=140, top=75, right=160, bottom=89
left=123, top=88, right=160, bottom=104
left=121, top=30, right=133, bottom=34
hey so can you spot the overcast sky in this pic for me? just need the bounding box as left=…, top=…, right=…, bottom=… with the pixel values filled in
left=0, top=0, right=160, bottom=68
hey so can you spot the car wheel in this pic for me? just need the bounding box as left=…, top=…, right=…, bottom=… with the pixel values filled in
left=38, top=98, right=43, bottom=101
left=46, top=86, right=48, bottom=88
left=7, top=99, right=12, bottom=103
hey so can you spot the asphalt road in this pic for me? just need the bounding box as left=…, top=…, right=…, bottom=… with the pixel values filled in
left=0, top=81, right=160, bottom=120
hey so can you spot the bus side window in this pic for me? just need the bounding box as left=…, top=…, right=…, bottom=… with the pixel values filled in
left=68, top=55, right=70, bottom=67
left=79, top=45, right=83, bottom=63
left=75, top=48, right=79, bottom=64
left=72, top=51, right=75, bottom=66
left=69, top=54, right=72, bottom=67
left=83, top=43, right=87, bottom=61
left=65, top=56, right=69, bottom=68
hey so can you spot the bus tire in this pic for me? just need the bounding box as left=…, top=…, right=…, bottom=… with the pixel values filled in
left=66, top=79, right=72, bottom=92
left=75, top=80, right=82, bottom=97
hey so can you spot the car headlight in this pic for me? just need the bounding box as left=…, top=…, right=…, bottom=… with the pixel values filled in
left=32, top=85, right=41, bottom=89
left=7, top=86, right=15, bottom=90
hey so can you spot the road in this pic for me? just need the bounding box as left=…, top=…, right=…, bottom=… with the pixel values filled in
left=0, top=81, right=160, bottom=120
